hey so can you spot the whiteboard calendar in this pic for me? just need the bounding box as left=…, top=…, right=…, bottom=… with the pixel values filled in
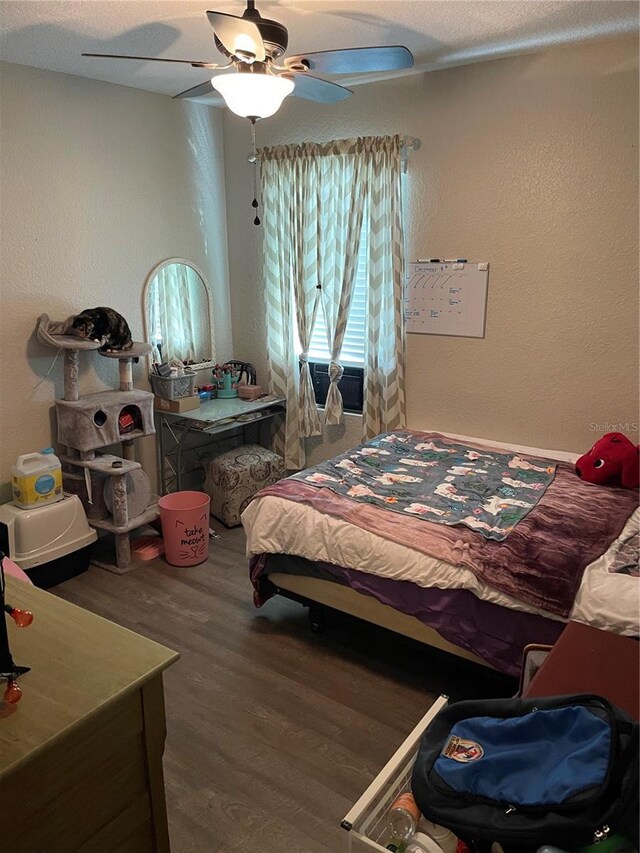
left=404, top=261, right=489, bottom=337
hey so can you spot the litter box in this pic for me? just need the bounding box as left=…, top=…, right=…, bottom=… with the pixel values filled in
left=0, top=495, right=96, bottom=589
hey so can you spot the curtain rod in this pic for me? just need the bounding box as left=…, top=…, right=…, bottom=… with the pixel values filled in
left=249, top=134, right=421, bottom=161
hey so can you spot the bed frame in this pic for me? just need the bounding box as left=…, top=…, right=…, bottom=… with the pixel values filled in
left=266, top=572, right=493, bottom=669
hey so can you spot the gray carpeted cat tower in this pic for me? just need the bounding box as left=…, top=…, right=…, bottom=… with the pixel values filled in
left=37, top=314, right=159, bottom=572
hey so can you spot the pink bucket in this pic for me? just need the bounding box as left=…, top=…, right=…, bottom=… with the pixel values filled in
left=158, top=491, right=210, bottom=567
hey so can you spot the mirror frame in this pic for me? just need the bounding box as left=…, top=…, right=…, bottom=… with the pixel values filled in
left=142, top=257, right=216, bottom=371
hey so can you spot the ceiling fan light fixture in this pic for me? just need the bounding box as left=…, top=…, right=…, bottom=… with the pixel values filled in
left=233, top=32, right=260, bottom=63
left=212, top=70, right=294, bottom=119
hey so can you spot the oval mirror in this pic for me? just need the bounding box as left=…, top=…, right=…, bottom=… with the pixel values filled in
left=143, top=259, right=215, bottom=368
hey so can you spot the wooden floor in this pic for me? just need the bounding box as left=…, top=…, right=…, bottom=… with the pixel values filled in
left=54, top=527, right=515, bottom=853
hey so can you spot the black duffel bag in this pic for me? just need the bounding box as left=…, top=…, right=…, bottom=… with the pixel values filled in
left=411, top=694, right=639, bottom=851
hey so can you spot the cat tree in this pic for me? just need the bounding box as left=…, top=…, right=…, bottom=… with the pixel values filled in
left=37, top=315, right=159, bottom=572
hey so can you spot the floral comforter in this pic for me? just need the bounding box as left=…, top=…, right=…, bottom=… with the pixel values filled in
left=291, top=431, right=557, bottom=541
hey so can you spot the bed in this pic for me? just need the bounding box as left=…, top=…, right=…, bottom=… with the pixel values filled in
left=242, top=430, right=639, bottom=677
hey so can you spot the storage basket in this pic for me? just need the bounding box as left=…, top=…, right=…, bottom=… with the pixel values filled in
left=341, top=696, right=448, bottom=852
left=149, top=371, right=196, bottom=400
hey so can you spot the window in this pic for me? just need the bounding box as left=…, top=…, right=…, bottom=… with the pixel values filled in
left=308, top=362, right=364, bottom=413
left=294, top=223, right=367, bottom=411
left=306, top=224, right=367, bottom=368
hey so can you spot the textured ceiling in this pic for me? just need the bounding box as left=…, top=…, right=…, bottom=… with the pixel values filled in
left=0, top=0, right=637, bottom=104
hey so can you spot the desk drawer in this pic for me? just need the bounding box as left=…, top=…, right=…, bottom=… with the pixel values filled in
left=341, top=695, right=448, bottom=852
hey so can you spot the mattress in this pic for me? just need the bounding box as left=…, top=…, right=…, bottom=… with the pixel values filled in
left=245, top=494, right=639, bottom=636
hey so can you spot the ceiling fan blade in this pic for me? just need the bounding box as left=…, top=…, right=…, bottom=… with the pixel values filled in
left=173, top=80, right=216, bottom=100
left=291, top=73, right=352, bottom=105
left=285, top=46, right=414, bottom=75
left=82, top=53, right=219, bottom=69
left=206, top=11, right=265, bottom=62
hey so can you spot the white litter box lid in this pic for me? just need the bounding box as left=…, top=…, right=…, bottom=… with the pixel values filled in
left=0, top=495, right=96, bottom=568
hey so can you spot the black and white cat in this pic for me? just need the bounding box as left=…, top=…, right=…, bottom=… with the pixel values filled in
left=70, top=307, right=133, bottom=352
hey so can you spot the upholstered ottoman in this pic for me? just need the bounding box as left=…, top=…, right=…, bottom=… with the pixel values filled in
left=203, top=444, right=284, bottom=527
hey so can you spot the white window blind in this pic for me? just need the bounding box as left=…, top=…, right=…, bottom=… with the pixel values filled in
left=295, top=223, right=367, bottom=368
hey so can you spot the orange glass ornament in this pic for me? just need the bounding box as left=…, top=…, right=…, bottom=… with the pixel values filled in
left=3, top=680, right=22, bottom=704
left=9, top=608, right=33, bottom=628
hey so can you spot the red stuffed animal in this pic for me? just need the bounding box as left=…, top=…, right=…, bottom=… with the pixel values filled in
left=575, top=432, right=639, bottom=489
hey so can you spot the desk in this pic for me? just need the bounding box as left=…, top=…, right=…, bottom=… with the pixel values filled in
left=0, top=576, right=178, bottom=851
left=525, top=621, right=639, bottom=720
left=156, top=395, right=286, bottom=493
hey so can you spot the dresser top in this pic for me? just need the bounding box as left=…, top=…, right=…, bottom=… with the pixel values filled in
left=525, top=621, right=639, bottom=720
left=0, top=576, right=179, bottom=777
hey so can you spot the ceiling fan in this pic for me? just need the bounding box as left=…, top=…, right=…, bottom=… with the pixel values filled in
left=83, top=0, right=414, bottom=120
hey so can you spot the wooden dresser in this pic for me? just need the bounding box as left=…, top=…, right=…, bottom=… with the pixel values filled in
left=0, top=576, right=179, bottom=852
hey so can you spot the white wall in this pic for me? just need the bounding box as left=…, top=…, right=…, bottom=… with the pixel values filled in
left=223, top=38, right=639, bottom=462
left=1, top=38, right=637, bottom=490
left=0, top=62, right=233, bottom=493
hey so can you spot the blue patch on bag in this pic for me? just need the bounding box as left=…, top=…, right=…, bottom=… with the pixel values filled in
left=434, top=706, right=611, bottom=806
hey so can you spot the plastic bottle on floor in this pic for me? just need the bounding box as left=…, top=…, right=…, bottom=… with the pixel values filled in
left=387, top=792, right=421, bottom=849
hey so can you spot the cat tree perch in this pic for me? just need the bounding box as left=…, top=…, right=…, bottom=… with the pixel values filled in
left=37, top=314, right=158, bottom=572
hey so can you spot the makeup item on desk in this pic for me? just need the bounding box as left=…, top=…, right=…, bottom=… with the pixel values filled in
left=197, top=383, right=217, bottom=402
left=237, top=384, right=263, bottom=401
left=217, top=367, right=239, bottom=398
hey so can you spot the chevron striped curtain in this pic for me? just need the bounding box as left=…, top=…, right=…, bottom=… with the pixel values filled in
left=260, top=135, right=406, bottom=469
left=361, top=136, right=407, bottom=440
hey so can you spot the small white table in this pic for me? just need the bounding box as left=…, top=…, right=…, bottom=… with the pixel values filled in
left=156, top=395, right=286, bottom=493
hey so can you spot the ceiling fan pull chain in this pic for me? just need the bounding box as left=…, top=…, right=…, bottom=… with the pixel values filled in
left=250, top=119, right=261, bottom=226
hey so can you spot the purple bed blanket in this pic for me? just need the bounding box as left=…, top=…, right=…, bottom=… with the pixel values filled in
left=250, top=553, right=564, bottom=676
left=249, top=432, right=638, bottom=618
